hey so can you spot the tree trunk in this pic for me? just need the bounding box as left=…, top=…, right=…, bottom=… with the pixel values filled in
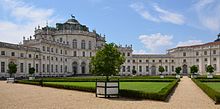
left=106, top=76, right=109, bottom=82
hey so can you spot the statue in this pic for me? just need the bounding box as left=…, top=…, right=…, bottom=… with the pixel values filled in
left=71, top=14, right=75, bottom=19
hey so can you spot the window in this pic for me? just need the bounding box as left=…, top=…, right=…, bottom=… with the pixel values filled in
left=60, top=38, right=63, bottom=42
left=81, top=40, right=86, bottom=49
left=204, top=51, right=207, bottom=55
left=47, top=47, right=50, bottom=52
left=204, top=58, right=208, bottom=62
left=146, top=66, right=149, bottom=72
left=51, top=65, right=53, bottom=72
left=165, top=60, right=168, bottom=62
left=122, top=66, right=125, bottom=72
left=51, top=48, right=53, bottom=52
left=60, top=49, right=63, bottom=54
left=60, top=65, right=63, bottom=73
left=73, top=39, right=77, bottom=49
left=43, top=64, right=45, bottom=72
left=214, top=64, right=217, bottom=71
left=56, top=65, right=58, bottom=72
left=43, top=46, right=45, bottom=51
left=73, top=51, right=77, bottom=57
left=146, top=60, right=149, bottom=63
left=51, top=57, right=53, bottom=61
left=47, top=64, right=50, bottom=72
left=183, top=59, right=186, bottom=62
left=60, top=58, right=63, bottom=61
left=36, top=55, right=39, bottom=59
left=127, top=60, right=130, bottom=63
left=196, top=52, right=199, bottom=56
left=196, top=59, right=199, bottom=62
left=152, top=60, right=155, bottom=62
left=127, top=53, right=130, bottom=56
left=1, top=62, right=5, bottom=72
left=165, top=66, right=168, bottom=72
left=139, top=66, right=142, bottom=72
left=20, top=53, right=24, bottom=57
left=213, top=58, right=217, bottom=61
left=29, top=54, right=32, bottom=58
left=88, top=41, right=92, bottom=50
left=172, top=60, right=174, bottom=62
left=11, top=52, right=15, bottom=56
left=183, top=52, right=186, bottom=56
left=1, top=51, right=5, bottom=55
left=82, top=51, right=85, bottom=57
left=90, top=52, right=92, bottom=57
left=28, top=63, right=31, bottom=72
left=159, top=60, right=162, bottom=63
left=65, top=66, right=67, bottom=72
left=43, top=56, right=45, bottom=60
left=172, top=66, right=174, bottom=72
left=132, top=60, right=135, bottom=63
left=47, top=56, right=50, bottom=60
left=65, top=50, right=67, bottom=55
left=36, top=64, right=38, bottom=73
left=213, top=50, right=216, bottom=54
left=56, top=57, right=58, bottom=61
left=127, top=66, right=130, bottom=72
left=20, top=63, right=24, bottom=73
left=133, top=66, right=135, bottom=70
left=139, top=60, right=142, bottom=63
left=122, top=53, right=125, bottom=56
left=56, top=48, right=58, bottom=53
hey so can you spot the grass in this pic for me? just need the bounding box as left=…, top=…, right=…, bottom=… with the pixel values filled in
left=203, top=82, right=220, bottom=92
left=44, top=82, right=170, bottom=93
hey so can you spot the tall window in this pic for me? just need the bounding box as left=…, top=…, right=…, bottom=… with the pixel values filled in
left=47, top=64, right=50, bottom=72
left=28, top=63, right=31, bottom=73
left=51, top=65, right=53, bottom=72
left=20, top=63, right=24, bottom=73
left=122, top=66, right=125, bottom=72
left=183, top=52, right=186, bottom=56
left=82, top=51, right=85, bottom=57
left=127, top=66, right=130, bottom=72
left=43, top=64, right=45, bottom=72
left=1, top=62, right=5, bottom=72
left=196, top=52, right=199, bottom=56
left=1, top=51, right=5, bottom=55
left=56, top=65, right=58, bottom=72
left=43, top=46, right=45, bottom=51
left=213, top=50, right=216, bottom=54
left=165, top=66, right=168, bottom=72
left=73, top=51, right=77, bottom=57
left=73, top=39, right=77, bottom=49
left=88, top=41, right=91, bottom=50
left=204, top=51, right=207, bottom=55
left=11, top=52, right=15, bottom=56
left=146, top=66, right=149, bottom=72
left=139, top=66, right=142, bottom=72
left=81, top=40, right=86, bottom=49
left=36, top=64, right=38, bottom=73
left=60, top=65, right=63, bottom=73
left=172, top=66, right=174, bottom=72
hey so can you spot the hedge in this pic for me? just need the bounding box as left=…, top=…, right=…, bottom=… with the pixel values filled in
left=17, top=79, right=179, bottom=101
left=192, top=79, right=220, bottom=104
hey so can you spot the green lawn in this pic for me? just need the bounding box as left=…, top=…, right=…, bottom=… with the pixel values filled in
left=203, top=82, right=220, bottom=92
left=45, top=82, right=170, bottom=93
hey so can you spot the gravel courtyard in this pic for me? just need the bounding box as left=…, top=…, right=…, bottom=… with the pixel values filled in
left=0, top=77, right=220, bottom=109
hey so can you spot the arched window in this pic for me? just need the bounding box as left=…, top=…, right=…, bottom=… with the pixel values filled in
left=72, top=39, right=77, bottom=49
left=88, top=41, right=92, bottom=50
left=81, top=40, right=86, bottom=49
left=72, top=62, right=78, bottom=75
left=81, top=62, right=86, bottom=74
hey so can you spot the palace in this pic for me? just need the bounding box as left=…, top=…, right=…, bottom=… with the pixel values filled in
left=0, top=17, right=220, bottom=77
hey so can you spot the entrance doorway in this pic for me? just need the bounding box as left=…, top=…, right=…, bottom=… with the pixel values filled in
left=182, top=64, right=188, bottom=75
left=151, top=66, right=156, bottom=75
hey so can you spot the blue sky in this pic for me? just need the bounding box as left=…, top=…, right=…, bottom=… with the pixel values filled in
left=0, top=0, right=220, bottom=54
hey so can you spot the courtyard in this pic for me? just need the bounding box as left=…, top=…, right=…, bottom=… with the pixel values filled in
left=1, top=76, right=220, bottom=109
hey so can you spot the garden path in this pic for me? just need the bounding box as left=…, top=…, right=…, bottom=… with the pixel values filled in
left=0, top=77, right=220, bottom=109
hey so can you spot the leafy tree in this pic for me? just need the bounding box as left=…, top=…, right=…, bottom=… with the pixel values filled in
left=90, top=43, right=125, bottom=81
left=190, top=65, right=198, bottom=75
left=132, top=69, right=137, bottom=75
left=158, top=66, right=165, bottom=75
left=29, top=67, right=35, bottom=76
left=7, top=62, right=17, bottom=78
left=175, top=67, right=182, bottom=75
left=206, top=65, right=214, bottom=74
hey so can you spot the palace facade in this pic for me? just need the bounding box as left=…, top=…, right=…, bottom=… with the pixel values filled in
left=0, top=17, right=220, bottom=77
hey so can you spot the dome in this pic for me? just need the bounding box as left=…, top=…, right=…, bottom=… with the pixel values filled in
left=65, top=18, right=79, bottom=24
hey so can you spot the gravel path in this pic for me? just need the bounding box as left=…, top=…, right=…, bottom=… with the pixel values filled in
left=0, top=77, right=220, bottom=109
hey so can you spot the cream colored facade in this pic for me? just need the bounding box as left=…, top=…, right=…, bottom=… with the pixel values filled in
left=0, top=17, right=220, bottom=77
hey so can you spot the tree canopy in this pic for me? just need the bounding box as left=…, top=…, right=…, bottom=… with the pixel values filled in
left=206, top=65, right=214, bottom=74
left=158, top=66, right=165, bottom=74
left=7, top=62, right=17, bottom=78
left=190, top=65, right=198, bottom=74
left=90, top=43, right=125, bottom=80
left=175, top=67, right=182, bottom=75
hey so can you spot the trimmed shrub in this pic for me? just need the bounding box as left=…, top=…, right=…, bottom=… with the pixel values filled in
left=192, top=79, right=220, bottom=104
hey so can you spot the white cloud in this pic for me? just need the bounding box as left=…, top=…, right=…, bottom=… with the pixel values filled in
left=139, top=33, right=173, bottom=53
left=153, top=5, right=185, bottom=25
left=176, top=40, right=203, bottom=47
left=133, top=49, right=147, bottom=54
left=130, top=2, right=185, bottom=25
left=193, top=0, right=220, bottom=31
left=0, top=0, right=57, bottom=44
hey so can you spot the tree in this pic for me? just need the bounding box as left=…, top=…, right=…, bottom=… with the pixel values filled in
left=90, top=43, right=125, bottom=81
left=206, top=65, right=214, bottom=74
left=132, top=69, right=137, bottom=75
left=190, top=65, right=198, bottom=75
left=7, top=62, right=17, bottom=78
left=29, top=67, right=35, bottom=76
left=175, top=67, right=182, bottom=75
left=158, top=66, right=165, bottom=75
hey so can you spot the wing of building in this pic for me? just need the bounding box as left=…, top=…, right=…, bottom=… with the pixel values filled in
left=0, top=17, right=220, bottom=77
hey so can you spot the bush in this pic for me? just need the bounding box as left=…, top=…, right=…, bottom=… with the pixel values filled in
left=192, top=79, right=220, bottom=104
left=17, top=79, right=179, bottom=101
